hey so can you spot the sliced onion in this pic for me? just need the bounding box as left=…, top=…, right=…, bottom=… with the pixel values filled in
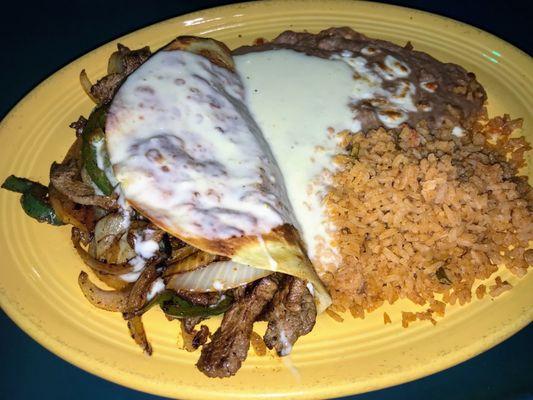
left=49, top=185, right=95, bottom=234
left=107, top=51, right=124, bottom=75
left=79, top=69, right=99, bottom=103
left=127, top=315, right=152, bottom=355
left=163, top=251, right=218, bottom=277
left=180, top=320, right=198, bottom=352
left=91, top=269, right=131, bottom=290
left=72, top=229, right=133, bottom=275
left=78, top=271, right=130, bottom=312
left=124, top=262, right=159, bottom=315
left=94, top=213, right=129, bottom=240
left=93, top=213, right=130, bottom=258
left=116, top=231, right=137, bottom=263
left=166, top=260, right=272, bottom=292
left=90, top=212, right=136, bottom=263
left=167, top=245, right=198, bottom=264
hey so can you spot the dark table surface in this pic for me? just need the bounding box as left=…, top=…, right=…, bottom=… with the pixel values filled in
left=1, top=1, right=532, bottom=399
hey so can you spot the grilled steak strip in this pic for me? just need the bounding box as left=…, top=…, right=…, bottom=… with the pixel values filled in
left=263, top=276, right=316, bottom=356
left=192, top=325, right=210, bottom=349
left=196, top=275, right=279, bottom=378
left=175, top=291, right=232, bottom=338
left=90, top=45, right=151, bottom=105
left=175, top=290, right=225, bottom=307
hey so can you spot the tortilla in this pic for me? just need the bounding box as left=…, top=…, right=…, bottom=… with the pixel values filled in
left=105, top=36, right=331, bottom=313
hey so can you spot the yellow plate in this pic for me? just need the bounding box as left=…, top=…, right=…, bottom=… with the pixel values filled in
left=0, top=1, right=531, bottom=399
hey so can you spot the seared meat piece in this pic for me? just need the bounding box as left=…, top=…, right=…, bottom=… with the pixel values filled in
left=180, top=289, right=237, bottom=351
left=176, top=290, right=225, bottom=307
left=176, top=291, right=232, bottom=340
left=69, top=116, right=87, bottom=137
left=50, top=159, right=117, bottom=210
left=173, top=290, right=234, bottom=336
left=116, top=44, right=151, bottom=75
left=90, top=44, right=152, bottom=105
left=196, top=275, right=279, bottom=378
left=230, top=285, right=246, bottom=300
left=192, top=325, right=210, bottom=349
left=180, top=319, right=210, bottom=351
left=179, top=319, right=210, bottom=352
left=263, top=276, right=316, bottom=356
left=90, top=73, right=124, bottom=105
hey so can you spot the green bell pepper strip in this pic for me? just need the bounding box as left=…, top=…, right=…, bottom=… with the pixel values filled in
left=160, top=291, right=233, bottom=318
left=81, top=107, right=115, bottom=195
left=141, top=290, right=233, bottom=319
left=2, top=175, right=64, bottom=225
left=1, top=175, right=36, bottom=193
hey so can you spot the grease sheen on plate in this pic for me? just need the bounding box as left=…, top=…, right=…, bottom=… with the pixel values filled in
left=0, top=1, right=531, bottom=399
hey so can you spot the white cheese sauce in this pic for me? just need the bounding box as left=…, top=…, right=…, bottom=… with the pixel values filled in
left=133, top=230, right=159, bottom=258
left=277, top=328, right=294, bottom=356
left=235, top=49, right=418, bottom=271
left=452, top=126, right=465, bottom=137
left=107, top=50, right=292, bottom=241
left=120, top=257, right=145, bottom=282
left=235, top=50, right=355, bottom=269
left=306, top=282, right=315, bottom=297
left=333, top=53, right=417, bottom=128
left=120, top=230, right=160, bottom=282
left=146, top=277, right=165, bottom=301
left=281, top=355, right=301, bottom=382
left=212, top=280, right=224, bottom=291
left=108, top=46, right=419, bottom=276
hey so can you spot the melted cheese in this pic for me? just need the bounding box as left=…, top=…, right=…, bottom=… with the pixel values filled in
left=333, top=53, right=417, bottom=128
left=107, top=46, right=418, bottom=275
left=235, top=50, right=355, bottom=269
left=146, top=277, right=165, bottom=301
left=106, top=50, right=291, bottom=240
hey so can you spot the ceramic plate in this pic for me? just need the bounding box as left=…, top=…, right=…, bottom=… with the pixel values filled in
left=0, top=1, right=531, bottom=399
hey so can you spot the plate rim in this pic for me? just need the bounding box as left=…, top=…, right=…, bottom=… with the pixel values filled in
left=0, top=1, right=532, bottom=399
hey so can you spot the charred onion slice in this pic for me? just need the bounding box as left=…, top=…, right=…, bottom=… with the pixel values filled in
left=167, top=244, right=199, bottom=265
left=92, top=213, right=131, bottom=261
left=180, top=320, right=198, bottom=352
left=124, top=262, right=159, bottom=316
left=112, top=232, right=138, bottom=265
left=163, top=37, right=234, bottom=71
left=91, top=269, right=131, bottom=291
left=49, top=185, right=95, bottom=233
left=107, top=51, right=124, bottom=75
left=127, top=315, right=152, bottom=355
left=163, top=251, right=218, bottom=277
left=72, top=228, right=133, bottom=275
left=166, top=260, right=271, bottom=292
left=77, top=271, right=130, bottom=312
left=79, top=70, right=99, bottom=104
